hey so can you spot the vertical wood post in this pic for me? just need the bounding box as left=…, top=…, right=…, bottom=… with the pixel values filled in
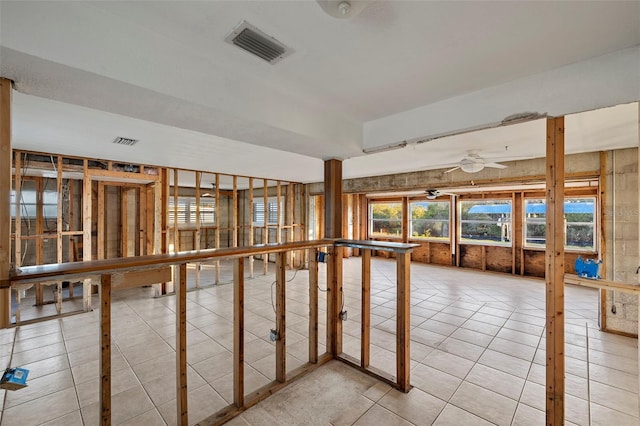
left=263, top=179, right=269, bottom=275
left=308, top=248, right=318, bottom=364
left=248, top=178, right=254, bottom=278
left=215, top=173, right=220, bottom=284
left=233, top=176, right=238, bottom=247
left=82, top=160, right=92, bottom=311
left=598, top=151, right=607, bottom=330
left=545, top=116, right=565, bottom=424
left=396, top=251, right=411, bottom=392
left=0, top=78, right=12, bottom=327
left=233, top=257, right=245, bottom=407
left=361, top=249, right=371, bottom=368
left=176, top=263, right=188, bottom=425
left=401, top=196, right=409, bottom=243
left=324, top=159, right=343, bottom=357
left=275, top=252, right=286, bottom=382
left=99, top=274, right=112, bottom=425
left=195, top=172, right=201, bottom=288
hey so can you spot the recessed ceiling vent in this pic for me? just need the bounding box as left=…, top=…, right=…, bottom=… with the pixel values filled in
left=112, top=137, right=139, bottom=146
left=225, top=21, right=293, bottom=64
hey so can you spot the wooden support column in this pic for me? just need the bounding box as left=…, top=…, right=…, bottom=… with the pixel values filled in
left=97, top=182, right=105, bottom=260
left=276, top=181, right=282, bottom=244
left=100, top=274, right=112, bottom=425
left=248, top=178, right=254, bottom=278
left=55, top=156, right=63, bottom=312
left=275, top=251, right=286, bottom=382
left=513, top=192, right=524, bottom=276
left=545, top=116, right=565, bottom=424
left=233, top=257, right=245, bottom=406
left=176, top=263, right=188, bottom=425
left=215, top=173, right=220, bottom=284
left=288, top=183, right=294, bottom=268
left=161, top=169, right=169, bottom=295
left=598, top=151, right=607, bottom=330
left=0, top=78, right=12, bottom=327
left=263, top=179, right=269, bottom=275
left=308, top=248, right=318, bottom=364
left=233, top=176, right=238, bottom=248
left=13, top=152, right=21, bottom=271
left=361, top=249, right=371, bottom=368
left=401, top=196, right=409, bottom=243
left=195, top=172, right=201, bottom=288
left=324, top=159, right=343, bottom=357
left=82, top=160, right=92, bottom=311
left=396, top=251, right=411, bottom=392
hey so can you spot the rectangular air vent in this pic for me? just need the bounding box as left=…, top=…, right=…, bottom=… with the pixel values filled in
left=113, top=137, right=139, bottom=146
left=225, top=21, right=293, bottom=64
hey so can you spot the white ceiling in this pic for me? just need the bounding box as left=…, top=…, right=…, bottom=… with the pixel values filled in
left=1, top=1, right=639, bottom=184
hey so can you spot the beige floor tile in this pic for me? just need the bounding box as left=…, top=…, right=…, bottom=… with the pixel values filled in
left=211, top=365, right=271, bottom=404
left=520, top=381, right=544, bottom=411
left=436, top=337, right=484, bottom=362
left=117, top=408, right=166, bottom=426
left=589, top=380, right=639, bottom=416
left=75, top=367, right=141, bottom=408
left=590, top=402, right=640, bottom=426
left=378, top=387, right=446, bottom=425
left=2, top=387, right=78, bottom=426
left=363, top=381, right=392, bottom=402
left=433, top=403, right=493, bottom=425
left=422, top=349, right=474, bottom=379
left=465, top=363, right=525, bottom=400
left=589, top=363, right=638, bottom=393
left=81, top=385, right=155, bottom=426
left=488, top=337, right=536, bottom=361
left=20, top=354, right=70, bottom=380
left=40, top=410, right=84, bottom=426
left=191, top=351, right=233, bottom=382
left=450, top=381, right=517, bottom=425
left=512, top=403, right=544, bottom=425
left=4, top=369, right=74, bottom=409
left=478, top=349, right=531, bottom=379
left=410, top=363, right=462, bottom=401
left=331, top=394, right=375, bottom=426
left=158, top=384, right=228, bottom=425
left=142, top=366, right=207, bottom=406
left=460, top=319, right=501, bottom=336
left=120, top=339, right=174, bottom=366
left=353, top=404, right=413, bottom=426
left=10, top=342, right=67, bottom=365
left=12, top=331, right=63, bottom=353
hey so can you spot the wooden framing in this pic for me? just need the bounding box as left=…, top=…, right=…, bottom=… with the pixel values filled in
left=82, top=160, right=92, bottom=311
left=233, top=176, right=238, bottom=248
left=545, top=116, right=565, bottom=424
left=598, top=151, right=607, bottom=331
left=195, top=171, right=201, bottom=288
left=276, top=181, right=282, bottom=244
left=324, top=159, right=343, bottom=357
left=248, top=178, right=254, bottom=278
left=263, top=179, right=269, bottom=275
left=0, top=78, right=11, bottom=327
left=99, top=273, right=111, bottom=425
left=233, top=257, right=245, bottom=407
left=215, top=173, right=221, bottom=284
left=361, top=248, right=371, bottom=368
left=275, top=252, right=286, bottom=382
left=288, top=183, right=294, bottom=268
left=176, top=263, right=188, bottom=425
left=396, top=251, right=411, bottom=392
left=308, top=248, right=318, bottom=364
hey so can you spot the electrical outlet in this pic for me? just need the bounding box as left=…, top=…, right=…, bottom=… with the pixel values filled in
left=339, top=310, right=348, bottom=321
left=270, top=329, right=278, bottom=342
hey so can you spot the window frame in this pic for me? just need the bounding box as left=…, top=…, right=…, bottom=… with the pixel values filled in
left=408, top=199, right=450, bottom=242
left=459, top=199, right=513, bottom=247
left=368, top=200, right=403, bottom=239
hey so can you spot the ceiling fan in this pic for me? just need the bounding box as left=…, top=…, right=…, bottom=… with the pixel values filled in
left=425, top=189, right=456, bottom=200
left=201, top=183, right=216, bottom=198
left=446, top=150, right=508, bottom=173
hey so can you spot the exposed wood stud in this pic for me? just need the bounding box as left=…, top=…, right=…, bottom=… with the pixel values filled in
left=361, top=249, right=371, bottom=368
left=396, top=251, right=411, bottom=392
left=263, top=179, right=269, bottom=275
left=308, top=248, right=318, bottom=364
left=248, top=178, right=254, bottom=278
left=233, top=176, right=238, bottom=248
left=598, top=151, right=607, bottom=331
left=327, top=245, right=343, bottom=356
left=82, top=159, right=92, bottom=311
left=176, top=263, right=188, bottom=425
left=215, top=173, right=221, bottom=284
left=195, top=171, right=201, bottom=288
left=233, top=257, right=245, bottom=407
left=99, top=274, right=112, bottom=425
left=545, top=117, right=565, bottom=424
left=276, top=181, right=282, bottom=245
left=275, top=252, right=286, bottom=382
left=0, top=79, right=11, bottom=327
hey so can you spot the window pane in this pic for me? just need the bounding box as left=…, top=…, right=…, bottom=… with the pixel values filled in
left=369, top=202, right=402, bottom=238
left=460, top=200, right=512, bottom=246
left=409, top=201, right=449, bottom=240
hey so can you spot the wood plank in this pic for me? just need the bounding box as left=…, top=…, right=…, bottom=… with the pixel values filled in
left=176, top=263, right=188, bottom=425
left=275, top=252, right=286, bottom=382
left=0, top=79, right=11, bottom=327
left=361, top=249, right=371, bottom=368
left=396, top=251, right=411, bottom=392
left=545, top=116, right=565, bottom=424
left=215, top=173, right=220, bottom=284
left=248, top=178, right=254, bottom=278
left=327, top=245, right=343, bottom=355
left=308, top=248, right=318, bottom=364
left=263, top=179, right=269, bottom=275
left=324, top=159, right=342, bottom=239
left=82, top=160, right=92, bottom=311
left=97, top=182, right=105, bottom=260
left=195, top=172, right=201, bottom=288
left=139, top=185, right=147, bottom=255
left=111, top=267, right=172, bottom=291
left=233, top=176, right=238, bottom=247
left=401, top=196, right=409, bottom=243
left=288, top=183, right=294, bottom=268
left=146, top=184, right=154, bottom=256
left=161, top=169, right=169, bottom=295
left=14, top=152, right=22, bottom=269
left=276, top=181, right=282, bottom=244
left=565, top=274, right=640, bottom=294
left=233, top=257, right=244, bottom=407
left=99, top=274, right=112, bottom=425
left=86, top=168, right=159, bottom=182
left=598, top=151, right=607, bottom=330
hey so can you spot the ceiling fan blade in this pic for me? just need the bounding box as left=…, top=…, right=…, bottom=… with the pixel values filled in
left=445, top=166, right=461, bottom=173
left=485, top=162, right=507, bottom=169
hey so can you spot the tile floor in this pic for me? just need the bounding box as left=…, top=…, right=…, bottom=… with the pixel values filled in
left=0, top=258, right=638, bottom=425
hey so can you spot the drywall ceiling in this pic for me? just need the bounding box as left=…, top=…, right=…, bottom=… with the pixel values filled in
left=1, top=1, right=639, bottom=183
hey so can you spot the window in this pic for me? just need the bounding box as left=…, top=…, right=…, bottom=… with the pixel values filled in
left=253, top=198, right=282, bottom=225
left=524, top=197, right=596, bottom=251
left=10, top=180, right=58, bottom=219
left=460, top=199, right=512, bottom=246
left=369, top=202, right=402, bottom=238
left=169, top=197, right=215, bottom=225
left=409, top=201, right=449, bottom=241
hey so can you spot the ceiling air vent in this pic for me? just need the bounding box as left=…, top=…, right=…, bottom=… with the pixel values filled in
left=112, top=137, right=139, bottom=146
left=225, top=21, right=293, bottom=64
